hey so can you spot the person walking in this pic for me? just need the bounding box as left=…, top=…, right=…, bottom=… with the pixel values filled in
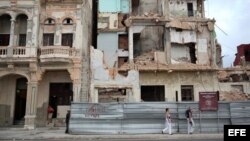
left=186, top=107, right=195, bottom=134
left=65, top=110, right=70, bottom=134
left=162, top=108, right=172, bottom=135
left=47, top=105, right=54, bottom=124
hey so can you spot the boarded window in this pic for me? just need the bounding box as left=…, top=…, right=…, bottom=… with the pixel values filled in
left=141, top=86, right=165, bottom=101
left=43, top=33, right=54, bottom=46
left=0, top=34, right=10, bottom=46
left=61, top=33, right=73, bottom=47
left=181, top=85, right=194, bottom=101
left=187, top=3, right=194, bottom=17
left=19, top=34, right=26, bottom=46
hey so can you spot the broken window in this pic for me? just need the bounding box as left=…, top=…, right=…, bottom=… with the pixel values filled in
left=61, top=33, right=73, bottom=47
left=0, top=34, right=10, bottom=46
left=43, top=33, right=54, bottom=46
left=63, top=18, right=73, bottom=25
left=189, top=43, right=197, bottom=64
left=98, top=88, right=127, bottom=103
left=181, top=85, right=194, bottom=101
left=19, top=34, right=26, bottom=46
left=45, top=18, right=55, bottom=25
left=244, top=48, right=250, bottom=61
left=119, top=34, right=128, bottom=50
left=131, top=0, right=140, bottom=15
left=187, top=3, right=194, bottom=17
left=118, top=57, right=128, bottom=68
left=141, top=86, right=165, bottom=102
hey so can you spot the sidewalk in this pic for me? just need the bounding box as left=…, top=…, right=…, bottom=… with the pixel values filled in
left=0, top=127, right=223, bottom=140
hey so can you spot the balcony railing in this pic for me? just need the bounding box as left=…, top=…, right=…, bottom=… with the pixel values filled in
left=0, top=46, right=35, bottom=58
left=39, top=46, right=80, bottom=62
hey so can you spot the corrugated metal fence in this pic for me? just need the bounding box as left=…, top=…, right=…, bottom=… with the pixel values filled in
left=69, top=101, right=250, bottom=134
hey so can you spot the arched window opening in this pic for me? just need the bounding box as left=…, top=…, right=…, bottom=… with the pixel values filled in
left=0, top=14, right=11, bottom=46
left=63, top=18, right=73, bottom=25
left=45, top=18, right=55, bottom=25
left=16, top=14, right=28, bottom=46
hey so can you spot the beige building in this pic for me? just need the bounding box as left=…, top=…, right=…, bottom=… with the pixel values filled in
left=0, top=0, right=249, bottom=129
left=0, top=0, right=92, bottom=129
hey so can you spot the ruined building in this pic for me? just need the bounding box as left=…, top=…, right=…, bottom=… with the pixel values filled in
left=0, top=0, right=249, bottom=129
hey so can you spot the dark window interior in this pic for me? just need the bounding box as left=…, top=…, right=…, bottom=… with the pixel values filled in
left=0, top=34, right=10, bottom=46
left=141, top=86, right=165, bottom=101
left=43, top=33, right=54, bottom=46
left=62, top=33, right=73, bottom=47
left=49, top=83, right=73, bottom=118
left=19, top=34, right=26, bottom=46
left=187, top=3, right=194, bottom=17
left=189, top=43, right=197, bottom=64
left=181, top=85, right=194, bottom=101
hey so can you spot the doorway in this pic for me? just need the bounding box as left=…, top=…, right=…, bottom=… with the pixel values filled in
left=49, top=83, right=73, bottom=118
left=14, top=78, right=27, bottom=125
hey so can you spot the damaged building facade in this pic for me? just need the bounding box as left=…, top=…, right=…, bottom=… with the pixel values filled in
left=0, top=0, right=92, bottom=129
left=0, top=0, right=250, bottom=129
left=95, top=0, right=250, bottom=103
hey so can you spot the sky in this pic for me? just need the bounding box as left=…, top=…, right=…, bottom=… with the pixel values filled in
left=204, top=0, right=250, bottom=67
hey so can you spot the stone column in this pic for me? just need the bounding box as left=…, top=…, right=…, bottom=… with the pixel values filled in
left=73, top=80, right=81, bottom=102
left=165, top=28, right=171, bottom=64
left=54, top=25, right=62, bottom=46
left=7, top=18, right=15, bottom=57
left=26, top=19, right=33, bottom=47
left=24, top=81, right=38, bottom=129
left=68, top=59, right=82, bottom=102
left=128, top=27, right=134, bottom=63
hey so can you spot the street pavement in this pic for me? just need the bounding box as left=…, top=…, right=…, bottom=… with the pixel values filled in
left=0, top=127, right=223, bottom=141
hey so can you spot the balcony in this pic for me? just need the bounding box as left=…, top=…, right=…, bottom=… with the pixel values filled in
left=0, top=46, right=36, bottom=63
left=39, top=46, right=80, bottom=63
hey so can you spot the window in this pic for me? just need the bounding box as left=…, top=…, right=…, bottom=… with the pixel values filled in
left=244, top=49, right=250, bottom=61
left=187, top=3, right=194, bottom=17
left=141, top=86, right=165, bottom=101
left=118, top=57, right=128, bottom=68
left=43, top=34, right=54, bottom=46
left=62, top=33, right=73, bottom=47
left=181, top=85, right=194, bottom=101
left=45, top=18, right=55, bottom=25
left=119, top=34, right=128, bottom=50
left=189, top=43, right=197, bottom=64
left=0, top=34, right=10, bottom=46
left=19, top=34, right=26, bottom=46
left=63, top=18, right=73, bottom=25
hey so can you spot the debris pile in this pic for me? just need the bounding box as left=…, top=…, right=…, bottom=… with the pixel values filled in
left=219, top=91, right=250, bottom=101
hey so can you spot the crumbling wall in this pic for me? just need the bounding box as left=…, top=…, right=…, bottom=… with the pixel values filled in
left=171, top=44, right=191, bottom=63
left=90, top=47, right=140, bottom=103
left=97, top=33, right=118, bottom=68
left=136, top=0, right=162, bottom=15
left=134, top=26, right=164, bottom=57
left=169, top=0, right=198, bottom=17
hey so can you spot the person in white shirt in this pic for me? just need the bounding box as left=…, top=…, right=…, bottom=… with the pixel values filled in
left=162, top=108, right=172, bottom=135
